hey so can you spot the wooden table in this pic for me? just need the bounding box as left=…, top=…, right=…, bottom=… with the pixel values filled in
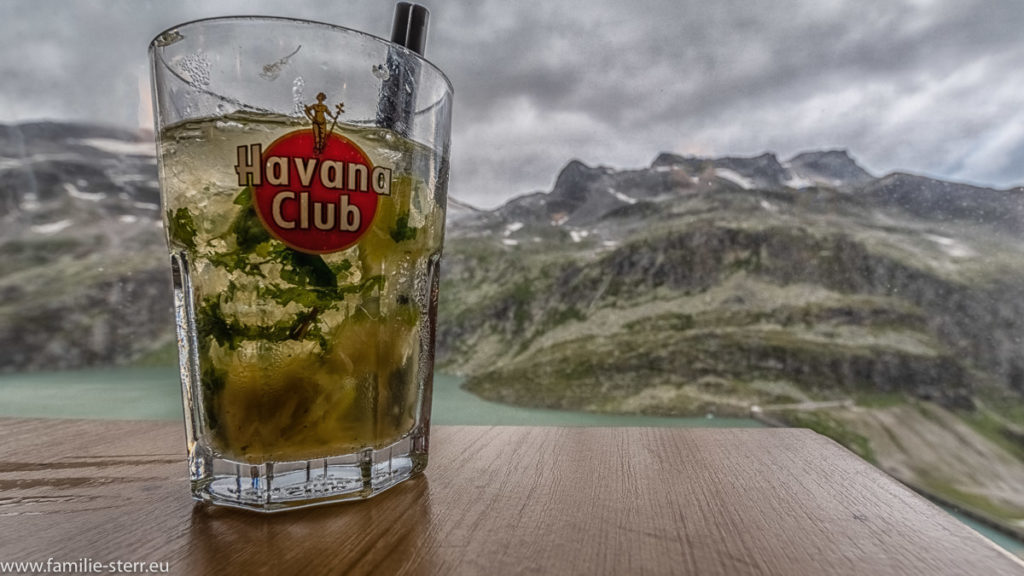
left=0, top=419, right=1020, bottom=575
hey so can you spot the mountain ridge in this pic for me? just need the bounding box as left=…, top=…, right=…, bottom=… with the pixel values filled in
left=2, top=122, right=1023, bottom=533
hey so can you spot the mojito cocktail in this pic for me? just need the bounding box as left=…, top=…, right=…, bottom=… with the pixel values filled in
left=150, top=15, right=452, bottom=511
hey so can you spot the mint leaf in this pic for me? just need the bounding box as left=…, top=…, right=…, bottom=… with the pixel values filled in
left=290, top=251, right=337, bottom=288
left=233, top=186, right=252, bottom=206
left=390, top=212, right=418, bottom=243
left=196, top=296, right=329, bottom=348
left=260, top=273, right=384, bottom=311
left=196, top=298, right=236, bottom=349
left=274, top=247, right=337, bottom=289
left=358, top=274, right=386, bottom=295
left=230, top=186, right=271, bottom=251
left=206, top=251, right=267, bottom=278
left=331, top=259, right=353, bottom=275
left=167, top=207, right=198, bottom=249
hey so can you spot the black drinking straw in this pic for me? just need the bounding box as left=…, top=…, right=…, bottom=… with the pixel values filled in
left=391, top=2, right=429, bottom=56
left=377, top=3, right=429, bottom=135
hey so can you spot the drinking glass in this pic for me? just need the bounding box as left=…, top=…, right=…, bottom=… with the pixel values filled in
left=149, top=16, right=452, bottom=511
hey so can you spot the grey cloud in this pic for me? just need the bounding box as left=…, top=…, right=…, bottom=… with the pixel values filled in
left=429, top=0, right=1024, bottom=203
left=0, top=0, right=390, bottom=125
left=2, top=0, right=1023, bottom=207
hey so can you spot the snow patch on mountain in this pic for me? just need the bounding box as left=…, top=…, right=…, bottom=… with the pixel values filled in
left=569, top=229, right=590, bottom=243
left=504, top=222, right=524, bottom=236
left=31, top=219, right=73, bottom=234
left=925, top=234, right=975, bottom=258
left=80, top=138, right=156, bottom=157
left=781, top=167, right=815, bottom=189
left=608, top=188, right=637, bottom=205
left=64, top=182, right=107, bottom=202
left=714, top=168, right=754, bottom=190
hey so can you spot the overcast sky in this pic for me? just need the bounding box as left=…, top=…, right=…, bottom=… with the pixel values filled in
left=2, top=0, right=1023, bottom=208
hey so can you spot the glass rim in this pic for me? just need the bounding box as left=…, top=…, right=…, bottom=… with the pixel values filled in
left=148, top=15, right=454, bottom=96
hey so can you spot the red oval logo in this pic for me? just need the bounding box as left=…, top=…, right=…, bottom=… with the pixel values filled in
left=251, top=130, right=380, bottom=254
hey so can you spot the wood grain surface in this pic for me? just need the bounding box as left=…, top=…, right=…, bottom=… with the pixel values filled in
left=0, top=418, right=1020, bottom=575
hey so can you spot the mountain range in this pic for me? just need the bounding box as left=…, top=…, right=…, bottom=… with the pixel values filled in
left=0, top=122, right=171, bottom=369
left=436, top=142, right=1024, bottom=537
left=441, top=148, right=1024, bottom=410
left=1, top=122, right=1023, bottom=537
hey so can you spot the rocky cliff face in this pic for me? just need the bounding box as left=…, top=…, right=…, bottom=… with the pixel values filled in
left=0, top=122, right=173, bottom=371
left=438, top=150, right=1024, bottom=416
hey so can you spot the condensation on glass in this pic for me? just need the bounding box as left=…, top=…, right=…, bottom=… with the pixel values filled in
left=150, top=16, right=453, bottom=511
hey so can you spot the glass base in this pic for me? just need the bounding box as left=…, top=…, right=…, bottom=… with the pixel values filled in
left=189, top=430, right=428, bottom=512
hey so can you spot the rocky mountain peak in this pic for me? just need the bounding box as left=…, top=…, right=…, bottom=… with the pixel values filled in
left=651, top=153, right=688, bottom=169
left=541, top=159, right=620, bottom=224
left=789, top=149, right=856, bottom=164
left=786, top=149, right=874, bottom=189
left=725, top=151, right=780, bottom=166
left=714, top=152, right=789, bottom=189
left=552, top=160, right=603, bottom=196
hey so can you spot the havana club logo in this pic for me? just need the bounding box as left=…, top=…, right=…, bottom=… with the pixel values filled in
left=234, top=92, right=392, bottom=254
